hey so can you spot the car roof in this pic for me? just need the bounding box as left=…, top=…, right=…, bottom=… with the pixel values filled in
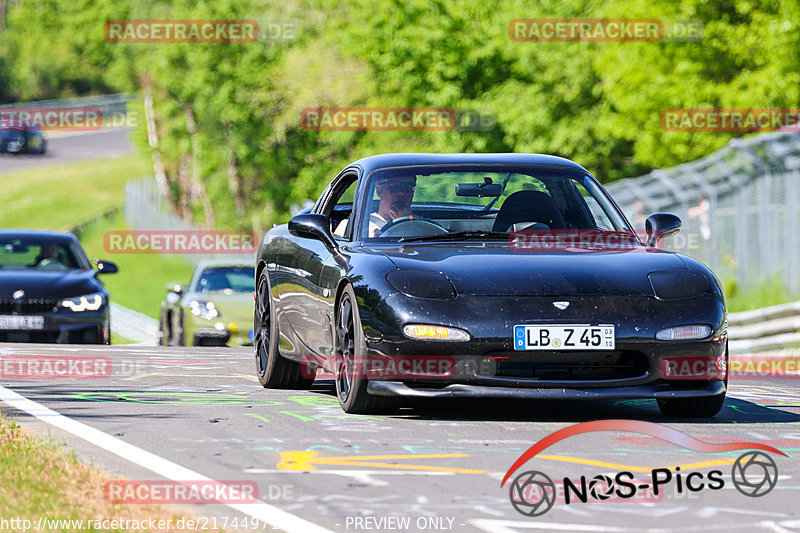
left=349, top=153, right=590, bottom=175
left=0, top=119, right=34, bottom=131
left=195, top=258, right=254, bottom=270
left=0, top=230, right=78, bottom=241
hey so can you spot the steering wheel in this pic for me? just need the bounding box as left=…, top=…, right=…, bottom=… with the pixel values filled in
left=378, top=215, right=448, bottom=237
left=37, top=258, right=67, bottom=270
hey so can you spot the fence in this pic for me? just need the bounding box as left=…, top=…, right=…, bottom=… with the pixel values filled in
left=0, top=94, right=133, bottom=124
left=606, top=130, right=800, bottom=295
left=124, top=177, right=254, bottom=267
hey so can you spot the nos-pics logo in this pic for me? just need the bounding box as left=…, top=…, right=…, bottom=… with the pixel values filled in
left=502, top=420, right=784, bottom=517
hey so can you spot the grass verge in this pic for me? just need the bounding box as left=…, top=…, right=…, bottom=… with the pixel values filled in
left=0, top=154, right=150, bottom=231
left=724, top=278, right=795, bottom=313
left=0, top=414, right=219, bottom=532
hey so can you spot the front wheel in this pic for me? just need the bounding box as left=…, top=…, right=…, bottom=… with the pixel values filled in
left=334, top=284, right=398, bottom=414
left=254, top=270, right=313, bottom=389
left=657, top=393, right=725, bottom=418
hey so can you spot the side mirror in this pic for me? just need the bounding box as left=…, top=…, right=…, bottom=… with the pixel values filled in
left=289, top=213, right=338, bottom=250
left=94, top=259, right=118, bottom=274
left=165, top=282, right=183, bottom=305
left=645, top=213, right=682, bottom=247
left=165, top=282, right=184, bottom=295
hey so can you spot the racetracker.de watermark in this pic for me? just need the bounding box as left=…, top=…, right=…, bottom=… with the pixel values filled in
left=0, top=107, right=102, bottom=131
left=0, top=356, right=110, bottom=379
left=103, top=480, right=275, bottom=504
left=0, top=356, right=152, bottom=380
left=105, top=20, right=257, bottom=43
left=661, top=355, right=800, bottom=380
left=301, top=354, right=458, bottom=380
left=300, top=107, right=495, bottom=131
left=661, top=108, right=800, bottom=132
left=103, top=230, right=258, bottom=254
left=509, top=18, right=703, bottom=42
left=508, top=229, right=702, bottom=252
left=104, top=19, right=298, bottom=44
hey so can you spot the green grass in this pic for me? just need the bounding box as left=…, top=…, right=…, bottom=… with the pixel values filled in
left=79, top=213, right=195, bottom=319
left=724, top=277, right=795, bottom=313
left=110, top=331, right=136, bottom=344
left=0, top=414, right=214, bottom=532
left=0, top=154, right=193, bottom=320
left=0, top=154, right=150, bottom=231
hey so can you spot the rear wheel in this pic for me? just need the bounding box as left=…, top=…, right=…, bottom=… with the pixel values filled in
left=657, top=393, right=725, bottom=418
left=254, top=270, right=313, bottom=389
left=158, top=313, right=168, bottom=345
left=335, top=284, right=398, bottom=414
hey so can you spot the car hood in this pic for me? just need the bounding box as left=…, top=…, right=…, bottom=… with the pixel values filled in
left=0, top=269, right=103, bottom=299
left=371, top=242, right=688, bottom=296
left=183, top=292, right=254, bottom=323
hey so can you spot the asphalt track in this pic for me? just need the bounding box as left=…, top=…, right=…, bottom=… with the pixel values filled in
left=0, top=129, right=134, bottom=174
left=0, top=343, right=798, bottom=533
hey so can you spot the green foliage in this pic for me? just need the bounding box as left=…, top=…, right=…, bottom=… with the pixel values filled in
left=1, top=0, right=798, bottom=231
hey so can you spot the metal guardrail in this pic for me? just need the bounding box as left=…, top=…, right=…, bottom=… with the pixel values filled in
left=728, top=301, right=800, bottom=355
left=0, top=94, right=133, bottom=114
left=606, top=130, right=800, bottom=297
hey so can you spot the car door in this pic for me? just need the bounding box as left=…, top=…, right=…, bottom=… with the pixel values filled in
left=278, top=170, right=359, bottom=361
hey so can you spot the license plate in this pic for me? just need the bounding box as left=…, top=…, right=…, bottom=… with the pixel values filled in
left=0, top=315, right=45, bottom=330
left=514, top=324, right=615, bottom=350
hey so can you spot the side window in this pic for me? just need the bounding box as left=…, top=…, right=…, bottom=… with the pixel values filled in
left=321, top=174, right=358, bottom=240
left=573, top=181, right=613, bottom=230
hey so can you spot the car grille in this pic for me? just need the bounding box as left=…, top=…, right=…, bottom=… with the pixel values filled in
left=485, top=350, right=649, bottom=381
left=0, top=298, right=60, bottom=313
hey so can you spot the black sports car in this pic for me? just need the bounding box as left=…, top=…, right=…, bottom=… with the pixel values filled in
left=0, top=120, right=46, bottom=154
left=254, top=154, right=727, bottom=416
left=0, top=231, right=117, bottom=343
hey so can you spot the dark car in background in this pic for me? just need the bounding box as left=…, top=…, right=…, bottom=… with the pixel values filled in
left=0, top=231, right=117, bottom=343
left=255, top=153, right=728, bottom=416
left=0, top=120, right=46, bottom=154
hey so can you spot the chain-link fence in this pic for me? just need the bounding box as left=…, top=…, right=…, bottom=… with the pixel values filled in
left=606, top=130, right=800, bottom=295
left=125, top=178, right=255, bottom=267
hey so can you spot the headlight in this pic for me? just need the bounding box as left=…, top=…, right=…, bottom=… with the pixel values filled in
left=656, top=324, right=712, bottom=341
left=386, top=270, right=456, bottom=299
left=190, top=300, right=220, bottom=320
left=61, top=293, right=104, bottom=312
left=403, top=324, right=470, bottom=341
left=648, top=270, right=708, bottom=300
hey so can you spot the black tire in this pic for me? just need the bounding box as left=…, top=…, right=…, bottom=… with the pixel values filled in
left=657, top=393, right=726, bottom=418
left=254, top=270, right=314, bottom=389
left=334, top=284, right=398, bottom=414
left=176, top=311, right=185, bottom=346
left=158, top=313, right=168, bottom=346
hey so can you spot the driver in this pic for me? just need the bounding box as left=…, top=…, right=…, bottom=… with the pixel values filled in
left=35, top=244, right=62, bottom=266
left=333, top=175, right=417, bottom=238
left=368, top=175, right=416, bottom=237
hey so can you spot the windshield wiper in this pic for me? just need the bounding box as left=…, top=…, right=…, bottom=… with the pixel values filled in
left=399, top=230, right=510, bottom=243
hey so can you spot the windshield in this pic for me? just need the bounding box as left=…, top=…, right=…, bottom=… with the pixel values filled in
left=355, top=166, right=633, bottom=241
left=193, top=266, right=253, bottom=294
left=0, top=238, right=84, bottom=270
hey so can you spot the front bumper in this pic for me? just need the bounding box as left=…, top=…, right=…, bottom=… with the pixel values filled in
left=191, top=324, right=253, bottom=347
left=0, top=310, right=108, bottom=344
left=367, top=379, right=726, bottom=399
left=358, top=292, right=727, bottom=396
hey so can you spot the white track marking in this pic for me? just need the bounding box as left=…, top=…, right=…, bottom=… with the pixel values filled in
left=0, top=385, right=334, bottom=533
